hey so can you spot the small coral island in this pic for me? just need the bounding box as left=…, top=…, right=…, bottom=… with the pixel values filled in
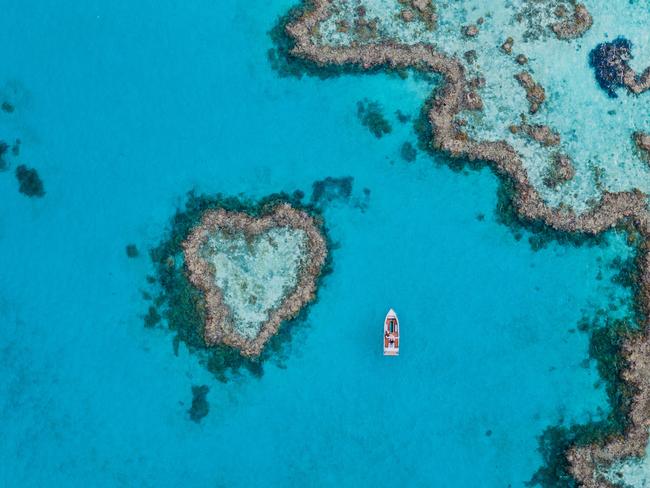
left=147, top=192, right=329, bottom=380
left=183, top=203, right=327, bottom=357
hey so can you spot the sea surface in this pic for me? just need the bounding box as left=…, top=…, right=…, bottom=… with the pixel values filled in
left=0, top=1, right=638, bottom=486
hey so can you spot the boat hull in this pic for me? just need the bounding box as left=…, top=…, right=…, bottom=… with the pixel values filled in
left=383, top=309, right=399, bottom=356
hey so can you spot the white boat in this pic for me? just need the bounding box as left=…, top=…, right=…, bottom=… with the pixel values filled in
left=383, top=308, right=399, bottom=356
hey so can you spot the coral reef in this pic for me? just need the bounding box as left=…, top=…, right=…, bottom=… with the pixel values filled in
left=0, top=141, right=8, bottom=171
left=543, top=153, right=575, bottom=188
left=1, top=101, right=14, bottom=113
left=395, top=109, right=411, bottom=123
left=400, top=141, right=417, bottom=162
left=148, top=191, right=331, bottom=381
left=515, top=71, right=546, bottom=114
left=462, top=24, right=479, bottom=38
left=549, top=3, right=592, bottom=40
left=310, top=176, right=353, bottom=205
left=463, top=49, right=477, bottom=64
left=15, top=164, right=45, bottom=198
left=529, top=313, right=639, bottom=487
left=0, top=139, right=20, bottom=170
left=183, top=203, right=327, bottom=357
left=126, top=244, right=139, bottom=258
left=633, top=132, right=650, bottom=163
left=501, top=37, right=514, bottom=54
left=589, top=37, right=650, bottom=98
left=513, top=120, right=561, bottom=147
left=143, top=306, right=161, bottom=328
left=353, top=16, right=379, bottom=43
left=356, top=99, right=392, bottom=138
left=280, top=0, right=650, bottom=483
left=398, top=0, right=437, bottom=30
left=188, top=385, right=210, bottom=423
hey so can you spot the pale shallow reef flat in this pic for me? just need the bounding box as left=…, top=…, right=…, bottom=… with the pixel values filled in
left=314, top=0, right=650, bottom=214
left=203, top=227, right=309, bottom=340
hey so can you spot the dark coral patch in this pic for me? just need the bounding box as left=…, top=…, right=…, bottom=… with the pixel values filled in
left=589, top=37, right=632, bottom=98
left=400, top=141, right=417, bottom=162
left=126, top=244, right=139, bottom=258
left=356, top=99, right=392, bottom=138
left=395, top=110, right=411, bottom=123
left=609, top=255, right=637, bottom=289
left=143, top=306, right=161, bottom=328
left=310, top=176, right=370, bottom=212
left=0, top=139, right=21, bottom=170
left=188, top=385, right=210, bottom=423
left=15, top=164, right=45, bottom=197
left=311, top=176, right=353, bottom=205
left=1, top=101, right=14, bottom=113
left=0, top=141, right=8, bottom=170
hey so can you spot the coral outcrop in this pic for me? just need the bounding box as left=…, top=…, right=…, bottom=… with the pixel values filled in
left=513, top=121, right=561, bottom=147
left=514, top=71, right=546, bottom=114
left=399, top=0, right=437, bottom=30
left=544, top=153, right=575, bottom=188
left=357, top=99, right=392, bottom=138
left=633, top=132, right=650, bottom=164
left=183, top=204, right=327, bottom=357
left=15, top=165, right=45, bottom=198
left=188, top=385, right=210, bottom=423
left=550, top=3, right=593, bottom=40
left=590, top=37, right=650, bottom=98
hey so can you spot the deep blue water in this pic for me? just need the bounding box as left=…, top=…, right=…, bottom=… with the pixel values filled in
left=0, top=1, right=633, bottom=486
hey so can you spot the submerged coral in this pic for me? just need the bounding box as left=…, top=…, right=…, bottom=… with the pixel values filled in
left=143, top=306, right=161, bottom=328
left=400, top=141, right=417, bottom=162
left=590, top=37, right=633, bottom=98
left=310, top=176, right=370, bottom=212
left=356, top=99, right=392, bottom=138
left=188, top=385, right=210, bottom=423
left=15, top=164, right=45, bottom=198
left=543, top=153, right=575, bottom=189
left=126, top=244, right=139, bottom=258
left=0, top=139, right=21, bottom=171
left=310, top=176, right=353, bottom=205
left=1, top=101, right=14, bottom=113
left=0, top=141, right=8, bottom=171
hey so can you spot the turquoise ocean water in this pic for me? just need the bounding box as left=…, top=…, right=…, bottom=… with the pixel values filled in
left=0, top=1, right=637, bottom=486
